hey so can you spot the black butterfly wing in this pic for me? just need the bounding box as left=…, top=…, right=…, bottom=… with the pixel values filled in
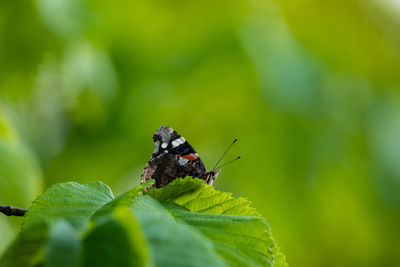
left=141, top=126, right=207, bottom=188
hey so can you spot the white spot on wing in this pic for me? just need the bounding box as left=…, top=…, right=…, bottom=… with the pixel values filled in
left=172, top=140, right=180, bottom=147
left=172, top=137, right=185, bottom=147
left=154, top=141, right=160, bottom=153
left=161, top=142, right=168, bottom=149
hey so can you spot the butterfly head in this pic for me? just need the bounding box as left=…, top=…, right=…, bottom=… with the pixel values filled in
left=202, top=169, right=221, bottom=187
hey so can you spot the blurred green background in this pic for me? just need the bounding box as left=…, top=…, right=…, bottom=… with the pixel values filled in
left=1, top=0, right=400, bottom=266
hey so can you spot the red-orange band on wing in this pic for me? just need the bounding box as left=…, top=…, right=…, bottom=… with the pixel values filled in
left=178, top=154, right=198, bottom=161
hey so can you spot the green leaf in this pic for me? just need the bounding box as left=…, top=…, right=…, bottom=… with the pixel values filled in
left=146, top=177, right=285, bottom=267
left=82, top=207, right=148, bottom=267
left=271, top=245, right=289, bottom=267
left=132, top=196, right=227, bottom=267
left=23, top=181, right=114, bottom=231
left=1, top=220, right=81, bottom=267
left=0, top=222, right=49, bottom=267
left=92, top=179, right=154, bottom=219
left=2, top=179, right=287, bottom=267
left=45, top=220, right=80, bottom=267
left=5, top=182, right=151, bottom=267
left=166, top=204, right=274, bottom=266
left=148, top=177, right=260, bottom=216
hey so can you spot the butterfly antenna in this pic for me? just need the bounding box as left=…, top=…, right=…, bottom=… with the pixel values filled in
left=215, top=156, right=241, bottom=170
left=213, top=138, right=238, bottom=170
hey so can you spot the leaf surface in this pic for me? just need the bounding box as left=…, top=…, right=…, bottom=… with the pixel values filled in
left=24, top=181, right=114, bottom=231
left=147, top=177, right=283, bottom=266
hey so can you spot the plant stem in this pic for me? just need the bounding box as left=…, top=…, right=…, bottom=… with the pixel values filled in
left=0, top=205, right=27, bottom=217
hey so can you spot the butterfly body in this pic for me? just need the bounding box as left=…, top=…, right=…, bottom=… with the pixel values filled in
left=141, top=126, right=220, bottom=188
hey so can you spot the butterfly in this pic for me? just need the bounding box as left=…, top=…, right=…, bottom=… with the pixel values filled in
left=141, top=126, right=239, bottom=188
